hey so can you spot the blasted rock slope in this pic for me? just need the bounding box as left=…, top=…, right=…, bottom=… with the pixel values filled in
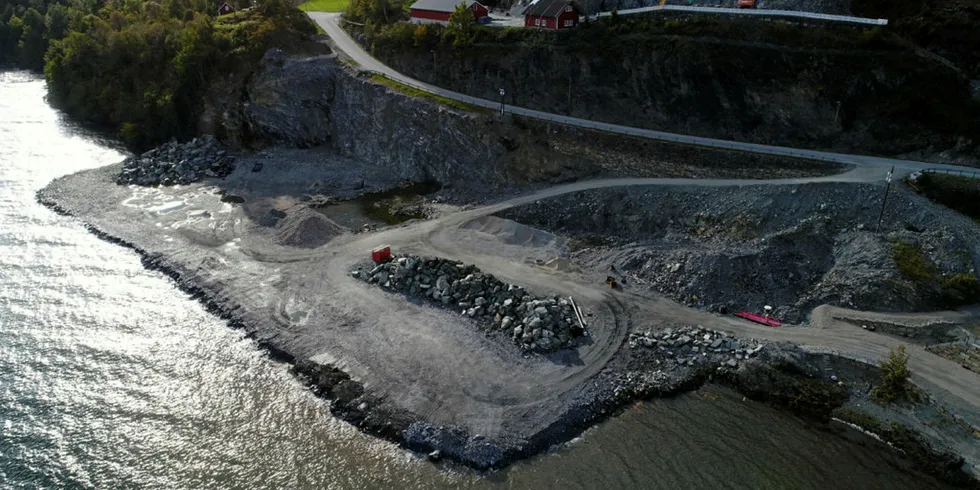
left=498, top=182, right=980, bottom=322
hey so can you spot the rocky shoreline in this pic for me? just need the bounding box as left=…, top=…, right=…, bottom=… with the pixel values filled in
left=115, top=135, right=235, bottom=186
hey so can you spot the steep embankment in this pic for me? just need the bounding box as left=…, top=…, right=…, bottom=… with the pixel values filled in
left=852, top=0, right=980, bottom=80
left=365, top=17, right=980, bottom=165
left=212, top=49, right=842, bottom=192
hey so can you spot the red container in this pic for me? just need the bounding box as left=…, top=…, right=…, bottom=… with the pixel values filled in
left=734, top=311, right=781, bottom=327
left=738, top=0, right=756, bottom=7
left=371, top=246, right=392, bottom=263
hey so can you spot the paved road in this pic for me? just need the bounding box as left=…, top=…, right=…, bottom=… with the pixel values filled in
left=308, top=12, right=976, bottom=176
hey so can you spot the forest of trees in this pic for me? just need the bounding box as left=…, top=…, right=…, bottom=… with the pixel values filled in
left=1, top=0, right=315, bottom=149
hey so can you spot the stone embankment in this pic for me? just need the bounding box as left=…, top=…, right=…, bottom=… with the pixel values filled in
left=116, top=135, right=235, bottom=186
left=628, top=325, right=765, bottom=369
left=353, top=255, right=587, bottom=352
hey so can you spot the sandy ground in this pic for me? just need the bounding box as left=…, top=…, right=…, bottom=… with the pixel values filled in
left=39, top=154, right=980, bottom=472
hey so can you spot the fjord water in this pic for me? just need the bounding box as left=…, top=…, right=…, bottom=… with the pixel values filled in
left=0, top=71, right=949, bottom=489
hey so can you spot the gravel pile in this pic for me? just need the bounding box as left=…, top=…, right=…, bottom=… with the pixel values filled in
left=275, top=208, right=345, bottom=249
left=353, top=255, right=587, bottom=352
left=116, top=135, right=235, bottom=186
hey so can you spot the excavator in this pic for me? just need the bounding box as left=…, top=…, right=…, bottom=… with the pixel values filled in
left=605, top=264, right=624, bottom=289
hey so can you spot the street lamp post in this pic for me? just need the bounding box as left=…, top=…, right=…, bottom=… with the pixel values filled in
left=499, top=88, right=505, bottom=117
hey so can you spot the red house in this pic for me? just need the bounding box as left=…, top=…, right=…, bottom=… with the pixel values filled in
left=410, top=0, right=490, bottom=25
left=524, top=0, right=581, bottom=29
left=217, top=2, right=236, bottom=16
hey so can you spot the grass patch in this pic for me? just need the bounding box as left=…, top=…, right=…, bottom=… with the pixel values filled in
left=911, top=173, right=980, bottom=222
left=892, top=241, right=980, bottom=308
left=298, top=0, right=350, bottom=12
left=368, top=74, right=492, bottom=114
left=892, top=241, right=938, bottom=281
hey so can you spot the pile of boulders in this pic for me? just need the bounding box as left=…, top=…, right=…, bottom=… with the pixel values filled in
left=628, top=325, right=764, bottom=369
left=352, top=255, right=587, bottom=352
left=116, top=135, right=235, bottom=186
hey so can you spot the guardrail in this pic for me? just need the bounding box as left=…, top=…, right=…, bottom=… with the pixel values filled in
left=920, top=168, right=980, bottom=180
left=591, top=5, right=889, bottom=26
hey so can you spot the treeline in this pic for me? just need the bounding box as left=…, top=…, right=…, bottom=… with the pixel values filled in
left=1, top=0, right=316, bottom=149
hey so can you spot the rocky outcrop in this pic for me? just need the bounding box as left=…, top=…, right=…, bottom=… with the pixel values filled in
left=244, top=49, right=336, bottom=148
left=230, top=51, right=843, bottom=192
left=115, top=135, right=235, bottom=186
left=353, top=255, right=587, bottom=352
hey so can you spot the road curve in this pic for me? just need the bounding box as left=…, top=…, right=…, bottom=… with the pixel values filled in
left=308, top=12, right=976, bottom=176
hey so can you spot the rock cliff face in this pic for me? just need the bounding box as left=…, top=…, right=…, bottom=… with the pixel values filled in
left=371, top=22, right=980, bottom=165
left=227, top=49, right=844, bottom=191
left=328, top=71, right=510, bottom=185
left=244, top=50, right=336, bottom=148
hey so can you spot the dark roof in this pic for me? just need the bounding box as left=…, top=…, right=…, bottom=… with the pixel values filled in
left=523, top=0, right=578, bottom=17
left=410, top=0, right=480, bottom=13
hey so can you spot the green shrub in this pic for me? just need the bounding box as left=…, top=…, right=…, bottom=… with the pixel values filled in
left=871, top=345, right=911, bottom=404
left=892, top=241, right=938, bottom=281
left=892, top=241, right=979, bottom=308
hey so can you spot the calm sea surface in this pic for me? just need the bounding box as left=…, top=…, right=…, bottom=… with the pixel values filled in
left=0, top=71, right=949, bottom=489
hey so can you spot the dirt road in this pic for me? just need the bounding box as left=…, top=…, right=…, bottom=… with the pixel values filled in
left=312, top=165, right=980, bottom=428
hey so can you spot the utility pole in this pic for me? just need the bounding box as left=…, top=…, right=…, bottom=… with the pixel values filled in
left=875, top=166, right=894, bottom=233
left=834, top=100, right=842, bottom=124
left=499, top=88, right=505, bottom=117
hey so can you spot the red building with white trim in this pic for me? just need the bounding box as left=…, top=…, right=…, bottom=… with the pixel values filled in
left=217, top=2, right=236, bottom=16
left=523, top=0, right=581, bottom=29
left=410, top=0, right=489, bottom=24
